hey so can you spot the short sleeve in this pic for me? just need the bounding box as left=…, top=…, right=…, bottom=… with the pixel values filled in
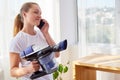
left=9, top=38, right=23, bottom=54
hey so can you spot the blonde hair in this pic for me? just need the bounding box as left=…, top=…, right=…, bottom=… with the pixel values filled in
left=13, top=2, right=38, bottom=36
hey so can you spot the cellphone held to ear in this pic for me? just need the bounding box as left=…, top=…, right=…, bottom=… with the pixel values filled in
left=38, top=20, right=45, bottom=29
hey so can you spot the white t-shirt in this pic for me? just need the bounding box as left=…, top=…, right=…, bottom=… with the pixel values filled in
left=9, top=28, right=53, bottom=80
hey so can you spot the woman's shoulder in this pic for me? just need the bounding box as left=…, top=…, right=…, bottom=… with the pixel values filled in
left=10, top=31, right=27, bottom=45
left=13, top=31, right=24, bottom=40
left=9, top=31, right=27, bottom=51
left=9, top=31, right=27, bottom=53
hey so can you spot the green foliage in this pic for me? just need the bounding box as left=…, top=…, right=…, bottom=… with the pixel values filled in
left=53, top=64, right=69, bottom=80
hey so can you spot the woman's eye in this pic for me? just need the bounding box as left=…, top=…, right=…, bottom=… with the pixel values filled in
left=34, top=11, right=38, bottom=14
left=33, top=10, right=41, bottom=15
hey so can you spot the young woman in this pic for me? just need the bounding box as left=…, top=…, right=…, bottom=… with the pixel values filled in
left=9, top=2, right=59, bottom=80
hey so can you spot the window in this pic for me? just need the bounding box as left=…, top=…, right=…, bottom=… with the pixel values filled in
left=77, top=0, right=118, bottom=56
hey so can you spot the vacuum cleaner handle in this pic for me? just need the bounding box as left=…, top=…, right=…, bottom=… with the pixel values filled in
left=30, top=71, right=47, bottom=79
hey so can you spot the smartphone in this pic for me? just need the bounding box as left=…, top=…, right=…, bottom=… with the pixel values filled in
left=38, top=20, right=45, bottom=29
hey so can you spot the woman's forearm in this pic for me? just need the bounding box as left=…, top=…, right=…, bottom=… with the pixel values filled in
left=43, top=32, right=56, bottom=46
left=43, top=32, right=60, bottom=57
left=10, top=67, right=30, bottom=78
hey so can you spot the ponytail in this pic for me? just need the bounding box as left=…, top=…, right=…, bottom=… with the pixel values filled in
left=13, top=14, right=23, bottom=37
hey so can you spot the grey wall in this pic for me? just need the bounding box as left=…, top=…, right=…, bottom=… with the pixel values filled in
left=59, top=0, right=78, bottom=45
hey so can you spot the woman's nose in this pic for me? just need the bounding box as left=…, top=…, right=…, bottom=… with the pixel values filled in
left=38, top=14, right=40, bottom=17
left=37, top=15, right=41, bottom=19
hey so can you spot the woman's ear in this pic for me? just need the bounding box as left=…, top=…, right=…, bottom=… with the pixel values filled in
left=22, top=12, right=27, bottom=18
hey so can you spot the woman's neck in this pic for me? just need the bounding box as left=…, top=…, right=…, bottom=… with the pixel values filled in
left=22, top=24, right=36, bottom=35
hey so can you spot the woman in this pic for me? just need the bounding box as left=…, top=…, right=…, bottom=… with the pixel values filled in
left=9, top=2, right=59, bottom=80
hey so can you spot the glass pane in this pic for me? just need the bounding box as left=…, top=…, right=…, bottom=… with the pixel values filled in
left=78, top=0, right=115, bottom=44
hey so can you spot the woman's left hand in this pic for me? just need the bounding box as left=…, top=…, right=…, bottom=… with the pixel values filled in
left=40, top=19, right=49, bottom=34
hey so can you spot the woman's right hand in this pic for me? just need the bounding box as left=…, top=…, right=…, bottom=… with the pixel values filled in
left=26, top=60, right=40, bottom=73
